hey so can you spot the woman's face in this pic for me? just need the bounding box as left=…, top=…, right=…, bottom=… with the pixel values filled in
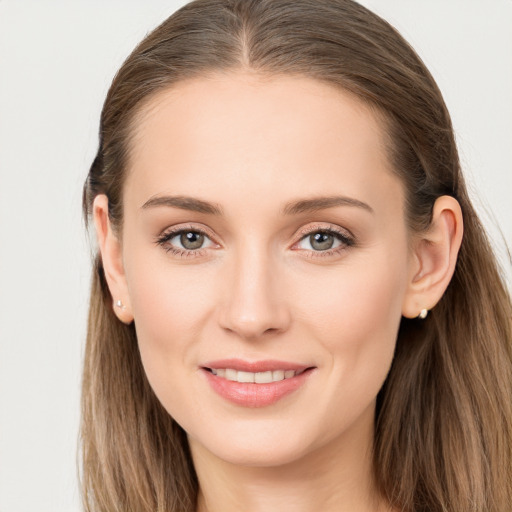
left=118, top=73, right=413, bottom=466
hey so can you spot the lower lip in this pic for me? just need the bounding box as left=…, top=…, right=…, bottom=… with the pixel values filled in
left=202, top=368, right=314, bottom=408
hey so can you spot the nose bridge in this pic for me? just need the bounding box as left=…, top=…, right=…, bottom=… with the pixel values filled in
left=219, top=238, right=290, bottom=339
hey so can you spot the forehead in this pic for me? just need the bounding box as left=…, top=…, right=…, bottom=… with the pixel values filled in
left=124, top=72, right=402, bottom=216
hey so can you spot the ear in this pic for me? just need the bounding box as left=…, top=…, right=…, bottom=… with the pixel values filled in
left=402, top=195, right=463, bottom=319
left=93, top=195, right=134, bottom=324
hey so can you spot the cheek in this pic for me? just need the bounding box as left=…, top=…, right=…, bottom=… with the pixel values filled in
left=294, top=249, right=407, bottom=387
left=123, top=252, right=214, bottom=394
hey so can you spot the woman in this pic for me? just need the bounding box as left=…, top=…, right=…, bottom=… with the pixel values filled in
left=81, top=0, right=512, bottom=511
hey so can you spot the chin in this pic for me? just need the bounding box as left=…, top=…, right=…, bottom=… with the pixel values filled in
left=187, top=417, right=321, bottom=468
left=206, top=442, right=311, bottom=468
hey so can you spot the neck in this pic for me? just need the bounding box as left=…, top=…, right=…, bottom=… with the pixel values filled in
left=190, top=405, right=390, bottom=512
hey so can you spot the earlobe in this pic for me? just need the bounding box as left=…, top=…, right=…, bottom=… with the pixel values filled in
left=93, top=195, right=134, bottom=324
left=402, top=196, right=463, bottom=319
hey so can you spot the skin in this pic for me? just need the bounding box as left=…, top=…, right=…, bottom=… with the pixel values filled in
left=94, top=72, right=463, bottom=512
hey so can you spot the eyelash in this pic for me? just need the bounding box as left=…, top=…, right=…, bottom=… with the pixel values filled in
left=293, top=224, right=355, bottom=258
left=155, top=224, right=216, bottom=258
left=155, top=223, right=355, bottom=259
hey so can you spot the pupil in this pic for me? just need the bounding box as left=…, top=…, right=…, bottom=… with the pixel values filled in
left=181, top=231, right=204, bottom=250
left=310, top=232, right=334, bottom=251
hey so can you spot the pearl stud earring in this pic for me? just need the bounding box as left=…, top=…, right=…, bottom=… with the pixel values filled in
left=116, top=300, right=124, bottom=309
left=418, top=308, right=428, bottom=319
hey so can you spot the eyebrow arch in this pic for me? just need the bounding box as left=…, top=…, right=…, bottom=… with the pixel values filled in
left=282, top=196, right=374, bottom=215
left=141, top=195, right=223, bottom=215
left=141, top=194, right=373, bottom=216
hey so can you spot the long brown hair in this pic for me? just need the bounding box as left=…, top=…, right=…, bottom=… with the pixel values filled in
left=81, top=1, right=512, bottom=510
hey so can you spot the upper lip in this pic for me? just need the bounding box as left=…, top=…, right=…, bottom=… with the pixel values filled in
left=202, top=358, right=313, bottom=373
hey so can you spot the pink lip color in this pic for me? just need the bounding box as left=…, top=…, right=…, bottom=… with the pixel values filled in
left=201, top=359, right=314, bottom=408
left=204, top=358, right=311, bottom=373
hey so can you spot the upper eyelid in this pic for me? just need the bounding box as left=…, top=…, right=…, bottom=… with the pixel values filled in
left=158, top=223, right=218, bottom=240
left=156, top=222, right=354, bottom=249
left=293, top=222, right=354, bottom=241
left=154, top=226, right=219, bottom=255
left=293, top=231, right=353, bottom=250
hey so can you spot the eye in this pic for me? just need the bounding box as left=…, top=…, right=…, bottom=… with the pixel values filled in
left=172, top=230, right=207, bottom=250
left=294, top=227, right=354, bottom=255
left=302, top=231, right=338, bottom=251
left=156, top=226, right=216, bottom=255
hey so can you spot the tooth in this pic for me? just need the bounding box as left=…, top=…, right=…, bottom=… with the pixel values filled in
left=237, top=371, right=255, bottom=383
left=255, top=371, right=273, bottom=384
left=214, top=368, right=301, bottom=382
left=225, top=369, right=237, bottom=381
left=272, top=370, right=284, bottom=381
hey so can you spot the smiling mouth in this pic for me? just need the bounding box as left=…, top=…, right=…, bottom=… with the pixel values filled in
left=206, top=368, right=308, bottom=384
left=202, top=362, right=316, bottom=407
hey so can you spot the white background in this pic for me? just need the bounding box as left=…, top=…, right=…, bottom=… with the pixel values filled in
left=0, top=1, right=510, bottom=511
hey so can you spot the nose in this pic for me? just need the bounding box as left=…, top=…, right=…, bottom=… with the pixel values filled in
left=218, top=243, right=291, bottom=340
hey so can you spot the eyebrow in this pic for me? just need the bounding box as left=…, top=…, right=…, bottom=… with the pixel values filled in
left=282, top=196, right=374, bottom=215
left=141, top=195, right=223, bottom=215
left=140, top=194, right=373, bottom=216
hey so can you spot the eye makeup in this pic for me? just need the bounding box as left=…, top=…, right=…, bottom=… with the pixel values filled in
left=291, top=222, right=355, bottom=259
left=154, top=220, right=356, bottom=261
left=154, top=223, right=219, bottom=258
